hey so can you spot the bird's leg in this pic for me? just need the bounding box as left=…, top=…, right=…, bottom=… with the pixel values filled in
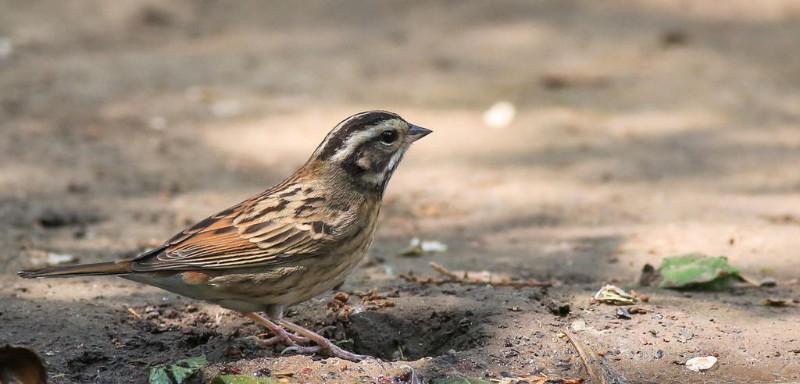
left=242, top=312, right=309, bottom=345
left=242, top=312, right=367, bottom=361
left=277, top=318, right=367, bottom=362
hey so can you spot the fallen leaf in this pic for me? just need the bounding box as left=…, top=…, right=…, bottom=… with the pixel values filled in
left=592, top=284, right=637, bottom=305
left=149, top=355, right=208, bottom=384
left=763, top=297, right=790, bottom=307
left=657, top=254, right=742, bottom=290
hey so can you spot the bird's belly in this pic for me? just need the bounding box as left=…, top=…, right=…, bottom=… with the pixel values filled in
left=240, top=245, right=369, bottom=307
left=125, top=243, right=370, bottom=313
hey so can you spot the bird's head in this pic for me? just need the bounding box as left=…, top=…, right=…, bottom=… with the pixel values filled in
left=307, top=110, right=432, bottom=192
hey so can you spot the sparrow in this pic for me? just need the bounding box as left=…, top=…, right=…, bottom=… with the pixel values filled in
left=18, top=110, right=432, bottom=362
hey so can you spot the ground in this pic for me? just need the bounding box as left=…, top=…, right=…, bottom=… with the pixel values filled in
left=1, top=1, right=800, bottom=383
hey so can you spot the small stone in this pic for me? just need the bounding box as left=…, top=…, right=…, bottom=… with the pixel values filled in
left=685, top=356, right=718, bottom=372
left=148, top=116, right=168, bottom=131
left=546, top=299, right=570, bottom=316
left=0, top=37, right=12, bottom=59
left=759, top=278, right=778, bottom=287
left=570, top=320, right=589, bottom=332
left=660, top=29, right=690, bottom=47
left=224, top=345, right=241, bottom=357
left=332, top=292, right=350, bottom=303
left=46, top=253, right=77, bottom=266
left=211, top=100, right=243, bottom=118
left=482, top=101, right=516, bottom=129
left=615, top=307, right=632, bottom=320
left=420, top=239, right=448, bottom=253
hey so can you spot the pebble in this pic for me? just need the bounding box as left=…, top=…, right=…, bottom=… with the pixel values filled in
left=686, top=356, right=718, bottom=372
left=570, top=320, right=588, bottom=332
left=483, top=101, right=516, bottom=128
left=0, top=37, right=12, bottom=59
left=615, top=307, right=632, bottom=320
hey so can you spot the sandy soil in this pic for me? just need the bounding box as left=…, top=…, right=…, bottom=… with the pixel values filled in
left=2, top=1, right=800, bottom=383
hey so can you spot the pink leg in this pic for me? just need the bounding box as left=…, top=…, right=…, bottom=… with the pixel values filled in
left=277, top=318, right=367, bottom=362
left=242, top=312, right=310, bottom=345
left=241, top=312, right=368, bottom=361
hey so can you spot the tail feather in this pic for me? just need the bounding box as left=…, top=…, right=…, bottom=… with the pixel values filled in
left=18, top=260, right=133, bottom=278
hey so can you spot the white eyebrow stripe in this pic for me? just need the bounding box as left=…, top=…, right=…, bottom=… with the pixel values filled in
left=311, top=111, right=385, bottom=159
left=330, top=128, right=380, bottom=163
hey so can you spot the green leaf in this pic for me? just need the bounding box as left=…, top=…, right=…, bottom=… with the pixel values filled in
left=149, top=369, right=171, bottom=384
left=657, top=254, right=742, bottom=290
left=149, top=355, right=208, bottom=384
left=211, top=376, right=281, bottom=384
left=432, top=377, right=493, bottom=384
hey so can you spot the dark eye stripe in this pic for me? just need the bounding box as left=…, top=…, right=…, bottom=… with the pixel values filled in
left=315, top=111, right=402, bottom=160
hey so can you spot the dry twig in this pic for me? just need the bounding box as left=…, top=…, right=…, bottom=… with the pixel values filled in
left=126, top=306, right=143, bottom=319
left=564, top=330, right=606, bottom=384
left=400, top=262, right=552, bottom=288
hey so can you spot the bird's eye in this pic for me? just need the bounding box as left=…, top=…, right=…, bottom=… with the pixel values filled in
left=380, top=130, right=397, bottom=144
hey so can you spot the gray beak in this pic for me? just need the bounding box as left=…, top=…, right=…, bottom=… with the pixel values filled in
left=407, top=124, right=433, bottom=142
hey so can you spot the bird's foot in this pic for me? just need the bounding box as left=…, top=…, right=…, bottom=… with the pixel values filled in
left=243, top=312, right=310, bottom=346
left=277, top=319, right=367, bottom=361
left=281, top=343, right=366, bottom=362
left=242, top=312, right=368, bottom=362
left=256, top=330, right=311, bottom=346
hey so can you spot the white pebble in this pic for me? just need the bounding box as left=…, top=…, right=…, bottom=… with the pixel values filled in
left=482, top=101, right=516, bottom=128
left=0, top=37, right=13, bottom=59
left=408, top=237, right=448, bottom=252
left=148, top=116, right=168, bottom=131
left=570, top=320, right=588, bottom=332
left=211, top=99, right=243, bottom=118
left=46, top=253, right=76, bottom=266
left=420, top=240, right=448, bottom=253
left=686, top=356, right=718, bottom=372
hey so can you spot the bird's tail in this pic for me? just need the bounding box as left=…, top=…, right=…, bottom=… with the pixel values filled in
left=18, top=260, right=133, bottom=278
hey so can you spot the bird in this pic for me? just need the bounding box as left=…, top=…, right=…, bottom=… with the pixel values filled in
left=18, top=110, right=432, bottom=362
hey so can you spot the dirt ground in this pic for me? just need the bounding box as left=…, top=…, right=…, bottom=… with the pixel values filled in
left=2, top=1, right=800, bottom=383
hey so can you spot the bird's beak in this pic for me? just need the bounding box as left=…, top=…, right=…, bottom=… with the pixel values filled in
left=407, top=124, right=432, bottom=142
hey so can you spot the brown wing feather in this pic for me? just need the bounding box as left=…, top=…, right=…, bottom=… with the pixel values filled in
left=132, top=184, right=335, bottom=271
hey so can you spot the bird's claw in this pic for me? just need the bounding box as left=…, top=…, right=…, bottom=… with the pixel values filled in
left=281, top=345, right=321, bottom=355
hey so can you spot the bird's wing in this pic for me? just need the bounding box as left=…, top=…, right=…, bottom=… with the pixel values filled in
left=132, top=188, right=337, bottom=271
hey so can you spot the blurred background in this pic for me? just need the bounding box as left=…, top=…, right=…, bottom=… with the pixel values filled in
left=2, top=1, right=800, bottom=382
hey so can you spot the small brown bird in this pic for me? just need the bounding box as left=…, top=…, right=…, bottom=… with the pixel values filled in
left=18, top=110, right=431, bottom=361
